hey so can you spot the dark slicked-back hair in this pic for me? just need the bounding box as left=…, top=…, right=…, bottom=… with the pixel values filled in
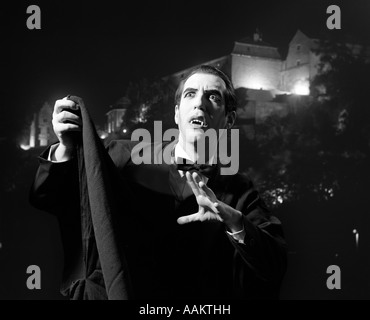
left=174, top=65, right=237, bottom=114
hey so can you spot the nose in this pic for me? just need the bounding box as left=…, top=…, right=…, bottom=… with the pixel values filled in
left=192, top=92, right=207, bottom=112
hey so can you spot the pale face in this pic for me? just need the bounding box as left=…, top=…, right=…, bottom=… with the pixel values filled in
left=174, top=73, right=231, bottom=146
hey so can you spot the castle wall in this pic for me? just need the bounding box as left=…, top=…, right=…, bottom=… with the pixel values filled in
left=231, top=54, right=282, bottom=90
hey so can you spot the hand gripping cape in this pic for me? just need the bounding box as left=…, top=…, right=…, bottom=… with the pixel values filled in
left=67, top=95, right=132, bottom=300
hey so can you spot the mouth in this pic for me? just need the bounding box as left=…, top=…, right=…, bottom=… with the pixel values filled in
left=189, top=117, right=208, bottom=129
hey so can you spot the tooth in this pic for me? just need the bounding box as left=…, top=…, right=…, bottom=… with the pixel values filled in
left=190, top=119, right=207, bottom=127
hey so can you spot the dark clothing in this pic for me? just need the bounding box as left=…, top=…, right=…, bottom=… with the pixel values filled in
left=30, top=139, right=287, bottom=300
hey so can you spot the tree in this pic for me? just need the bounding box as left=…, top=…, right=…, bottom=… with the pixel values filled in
left=121, top=78, right=176, bottom=137
left=246, top=38, right=370, bottom=209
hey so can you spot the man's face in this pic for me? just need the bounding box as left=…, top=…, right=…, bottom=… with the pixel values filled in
left=175, top=72, right=229, bottom=145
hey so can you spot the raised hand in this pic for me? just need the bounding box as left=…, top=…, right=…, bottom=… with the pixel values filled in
left=177, top=171, right=222, bottom=224
left=51, top=96, right=82, bottom=161
left=177, top=172, right=243, bottom=233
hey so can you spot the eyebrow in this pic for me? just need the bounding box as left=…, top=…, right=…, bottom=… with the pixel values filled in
left=205, top=89, right=223, bottom=97
left=183, top=87, right=198, bottom=95
left=183, top=87, right=223, bottom=97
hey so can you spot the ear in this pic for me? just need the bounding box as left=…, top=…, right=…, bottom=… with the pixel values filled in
left=174, top=105, right=179, bottom=125
left=225, top=111, right=236, bottom=129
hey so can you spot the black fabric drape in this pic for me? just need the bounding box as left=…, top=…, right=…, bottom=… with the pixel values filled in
left=67, top=95, right=131, bottom=300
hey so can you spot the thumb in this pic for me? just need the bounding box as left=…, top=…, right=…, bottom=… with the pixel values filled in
left=177, top=212, right=199, bottom=225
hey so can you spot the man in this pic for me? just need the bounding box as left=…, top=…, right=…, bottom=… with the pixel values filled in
left=30, top=65, right=287, bottom=299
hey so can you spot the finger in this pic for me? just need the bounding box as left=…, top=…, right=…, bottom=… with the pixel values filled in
left=177, top=212, right=199, bottom=225
left=186, top=171, right=201, bottom=197
left=54, top=123, right=82, bottom=135
left=193, top=172, right=210, bottom=197
left=54, top=99, right=78, bottom=114
left=209, top=202, right=219, bottom=214
left=197, top=195, right=219, bottom=213
left=192, top=171, right=206, bottom=195
left=54, top=110, right=82, bottom=126
left=192, top=172, right=203, bottom=187
left=198, top=180, right=217, bottom=201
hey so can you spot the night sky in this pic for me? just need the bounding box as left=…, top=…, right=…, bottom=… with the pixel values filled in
left=3, top=0, right=370, bottom=131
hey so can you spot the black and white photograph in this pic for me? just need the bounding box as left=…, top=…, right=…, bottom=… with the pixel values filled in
left=1, top=0, right=370, bottom=305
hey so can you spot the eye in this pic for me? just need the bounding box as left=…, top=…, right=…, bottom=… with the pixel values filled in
left=184, top=91, right=195, bottom=98
left=209, top=94, right=221, bottom=102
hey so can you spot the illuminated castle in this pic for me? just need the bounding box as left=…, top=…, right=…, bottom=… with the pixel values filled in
left=162, top=29, right=322, bottom=138
left=21, top=102, right=57, bottom=150
left=103, top=30, right=323, bottom=140
left=106, top=28, right=370, bottom=139
left=169, top=29, right=319, bottom=95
